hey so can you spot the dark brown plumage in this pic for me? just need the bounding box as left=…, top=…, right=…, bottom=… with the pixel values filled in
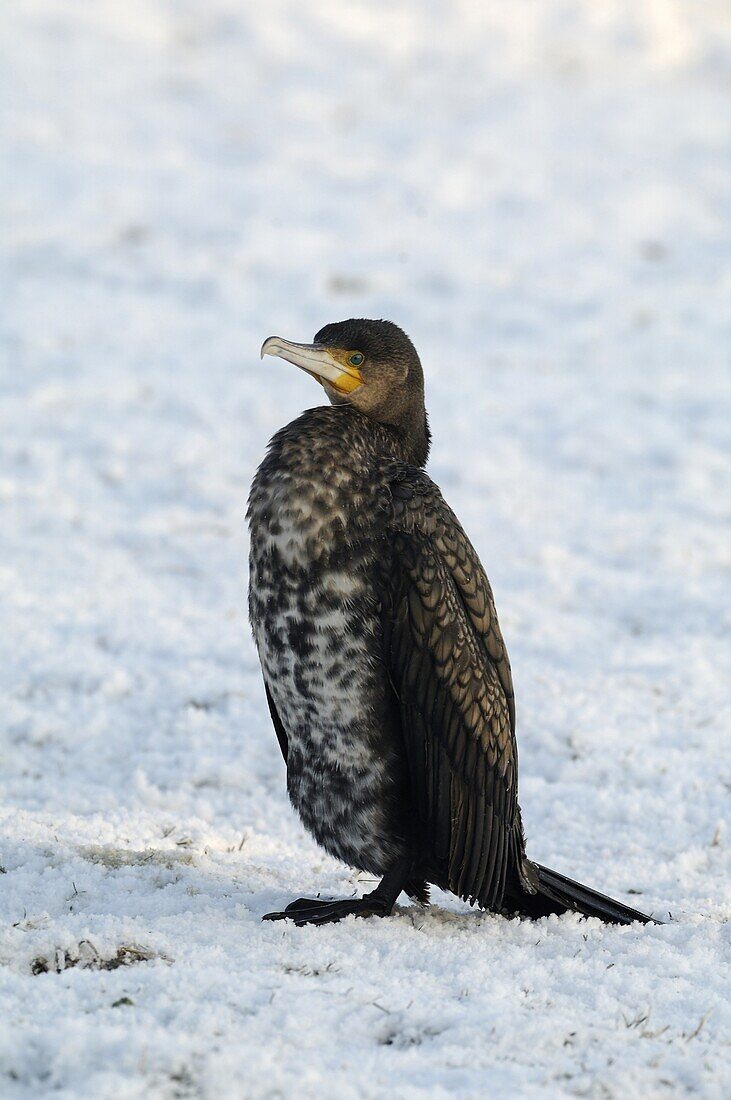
left=248, top=319, right=656, bottom=926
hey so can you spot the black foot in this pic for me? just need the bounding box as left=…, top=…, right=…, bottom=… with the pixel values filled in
left=262, top=894, right=392, bottom=927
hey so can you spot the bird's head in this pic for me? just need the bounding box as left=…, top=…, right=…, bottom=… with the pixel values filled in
left=260, top=318, right=430, bottom=465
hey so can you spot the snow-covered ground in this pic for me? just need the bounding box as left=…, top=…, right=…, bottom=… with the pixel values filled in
left=2, top=1, right=730, bottom=1096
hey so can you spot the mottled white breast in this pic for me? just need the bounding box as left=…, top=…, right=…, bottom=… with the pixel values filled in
left=248, top=441, right=407, bottom=874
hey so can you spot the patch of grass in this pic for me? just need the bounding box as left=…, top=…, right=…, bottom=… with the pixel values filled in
left=79, top=845, right=194, bottom=868
left=169, top=1066, right=198, bottom=1100
left=281, top=961, right=339, bottom=977
left=378, top=1022, right=443, bottom=1048
left=31, top=941, right=165, bottom=975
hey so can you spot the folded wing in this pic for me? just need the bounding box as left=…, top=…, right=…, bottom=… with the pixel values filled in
left=382, top=468, right=527, bottom=909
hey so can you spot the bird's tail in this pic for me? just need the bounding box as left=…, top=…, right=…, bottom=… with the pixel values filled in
left=516, top=861, right=658, bottom=925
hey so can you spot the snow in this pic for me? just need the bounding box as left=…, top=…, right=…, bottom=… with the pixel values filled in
left=1, top=0, right=730, bottom=1096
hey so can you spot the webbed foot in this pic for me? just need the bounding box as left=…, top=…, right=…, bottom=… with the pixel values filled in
left=262, top=860, right=413, bottom=927
left=263, top=894, right=392, bottom=926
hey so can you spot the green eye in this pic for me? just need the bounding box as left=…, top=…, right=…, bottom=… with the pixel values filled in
left=349, top=352, right=364, bottom=367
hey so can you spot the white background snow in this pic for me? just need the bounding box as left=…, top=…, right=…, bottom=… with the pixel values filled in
left=2, top=1, right=730, bottom=1096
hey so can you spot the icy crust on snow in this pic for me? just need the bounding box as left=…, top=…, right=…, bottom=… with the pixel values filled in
left=1, top=1, right=730, bottom=1097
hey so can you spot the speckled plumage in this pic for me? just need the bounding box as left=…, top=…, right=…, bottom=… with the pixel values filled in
left=248, top=405, right=411, bottom=875
left=248, top=401, right=527, bottom=907
left=248, top=318, right=654, bottom=927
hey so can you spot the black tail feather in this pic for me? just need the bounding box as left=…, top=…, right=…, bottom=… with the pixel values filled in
left=518, top=862, right=659, bottom=925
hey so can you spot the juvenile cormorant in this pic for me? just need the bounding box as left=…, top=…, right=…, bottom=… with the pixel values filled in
left=248, top=319, right=654, bottom=926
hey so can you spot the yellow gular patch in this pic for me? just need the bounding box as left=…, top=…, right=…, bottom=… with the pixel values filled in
left=328, top=349, right=364, bottom=393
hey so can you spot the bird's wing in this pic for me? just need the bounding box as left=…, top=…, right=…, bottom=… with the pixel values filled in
left=382, top=467, right=522, bottom=909
left=264, top=681, right=288, bottom=764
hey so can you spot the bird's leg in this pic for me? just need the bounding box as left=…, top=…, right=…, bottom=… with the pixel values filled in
left=262, top=859, right=412, bottom=926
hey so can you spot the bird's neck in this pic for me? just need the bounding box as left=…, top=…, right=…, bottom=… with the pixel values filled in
left=361, top=392, right=429, bottom=468
left=355, top=402, right=430, bottom=468
left=390, top=404, right=430, bottom=468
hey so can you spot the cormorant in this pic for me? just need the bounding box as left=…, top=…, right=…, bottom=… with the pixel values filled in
left=248, top=319, right=654, bottom=927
